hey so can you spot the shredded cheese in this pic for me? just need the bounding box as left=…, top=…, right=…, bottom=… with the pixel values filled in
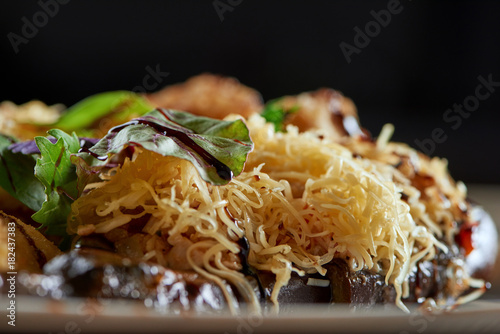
left=68, top=114, right=483, bottom=313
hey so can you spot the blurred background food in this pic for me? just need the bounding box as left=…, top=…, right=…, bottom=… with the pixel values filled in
left=1, top=1, right=499, bottom=184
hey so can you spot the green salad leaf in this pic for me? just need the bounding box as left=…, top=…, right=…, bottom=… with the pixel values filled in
left=75, top=109, right=254, bottom=186
left=53, top=91, right=153, bottom=134
left=261, top=98, right=299, bottom=132
left=0, top=105, right=254, bottom=239
left=0, top=131, right=85, bottom=236
left=31, top=130, right=81, bottom=235
left=0, top=134, right=45, bottom=211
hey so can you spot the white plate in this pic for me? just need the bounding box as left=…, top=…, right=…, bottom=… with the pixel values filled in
left=1, top=296, right=500, bottom=334
left=1, top=184, right=499, bottom=334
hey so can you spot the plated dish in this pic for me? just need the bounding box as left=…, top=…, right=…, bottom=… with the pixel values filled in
left=0, top=74, right=498, bottom=320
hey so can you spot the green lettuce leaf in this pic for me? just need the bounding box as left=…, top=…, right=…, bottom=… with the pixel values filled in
left=53, top=91, right=153, bottom=135
left=31, top=129, right=81, bottom=235
left=261, top=98, right=299, bottom=132
left=0, top=134, right=45, bottom=211
left=75, top=109, right=253, bottom=186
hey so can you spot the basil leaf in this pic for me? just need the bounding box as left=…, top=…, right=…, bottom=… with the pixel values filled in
left=31, top=129, right=81, bottom=235
left=54, top=91, right=153, bottom=134
left=0, top=134, right=45, bottom=211
left=261, top=98, right=299, bottom=132
left=77, top=109, right=253, bottom=186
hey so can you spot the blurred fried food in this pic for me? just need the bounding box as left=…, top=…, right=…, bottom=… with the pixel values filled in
left=278, top=88, right=367, bottom=140
left=0, top=100, right=63, bottom=141
left=1, top=211, right=61, bottom=273
left=146, top=73, right=263, bottom=119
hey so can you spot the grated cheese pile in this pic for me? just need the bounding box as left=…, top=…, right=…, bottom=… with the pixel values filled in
left=68, top=115, right=479, bottom=313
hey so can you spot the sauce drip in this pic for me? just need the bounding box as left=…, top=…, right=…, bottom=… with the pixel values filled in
left=236, top=236, right=252, bottom=276
left=237, top=236, right=266, bottom=302
left=78, top=146, right=107, bottom=161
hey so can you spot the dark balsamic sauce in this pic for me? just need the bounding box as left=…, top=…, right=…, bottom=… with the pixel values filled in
left=236, top=236, right=266, bottom=303
left=78, top=146, right=107, bottom=161
left=236, top=236, right=252, bottom=276
left=78, top=137, right=108, bottom=161
left=108, top=110, right=233, bottom=181
left=78, top=138, right=99, bottom=151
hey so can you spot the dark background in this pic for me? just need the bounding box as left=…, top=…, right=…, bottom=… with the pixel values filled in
left=1, top=0, right=499, bottom=183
